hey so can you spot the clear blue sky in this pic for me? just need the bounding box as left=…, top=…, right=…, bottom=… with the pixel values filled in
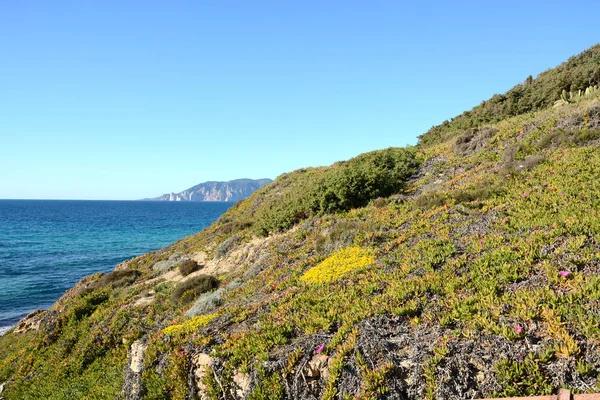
left=1, top=1, right=598, bottom=200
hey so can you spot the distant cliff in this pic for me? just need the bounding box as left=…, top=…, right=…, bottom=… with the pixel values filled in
left=142, top=178, right=272, bottom=202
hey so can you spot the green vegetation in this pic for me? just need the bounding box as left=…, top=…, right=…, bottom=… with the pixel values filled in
left=178, top=259, right=199, bottom=276
left=1, top=44, right=600, bottom=399
left=171, top=275, right=219, bottom=305
left=419, top=44, right=600, bottom=146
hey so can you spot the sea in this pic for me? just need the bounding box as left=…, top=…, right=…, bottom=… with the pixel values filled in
left=0, top=200, right=233, bottom=335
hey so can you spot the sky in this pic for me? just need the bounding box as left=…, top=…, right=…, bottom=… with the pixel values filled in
left=0, top=1, right=598, bottom=200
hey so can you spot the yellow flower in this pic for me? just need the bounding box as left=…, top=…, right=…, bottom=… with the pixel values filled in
left=162, top=313, right=217, bottom=336
left=300, top=247, right=375, bottom=284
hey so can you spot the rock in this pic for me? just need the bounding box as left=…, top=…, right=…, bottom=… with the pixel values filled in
left=121, top=339, right=147, bottom=400
left=152, top=260, right=178, bottom=272
left=306, top=353, right=330, bottom=380
left=130, top=340, right=146, bottom=373
left=14, top=309, right=45, bottom=334
left=232, top=371, right=251, bottom=398
left=0, top=382, right=5, bottom=394
left=192, top=353, right=214, bottom=395
left=476, top=371, right=486, bottom=384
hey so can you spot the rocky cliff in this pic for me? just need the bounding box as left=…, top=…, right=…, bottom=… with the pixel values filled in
left=143, top=178, right=272, bottom=202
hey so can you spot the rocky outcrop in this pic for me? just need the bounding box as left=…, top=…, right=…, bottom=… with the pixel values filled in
left=122, top=338, right=148, bottom=400
left=142, top=178, right=272, bottom=202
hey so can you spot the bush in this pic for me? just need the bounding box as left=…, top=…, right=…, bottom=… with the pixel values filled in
left=97, top=269, right=140, bottom=288
left=185, top=288, right=225, bottom=317
left=419, top=44, right=600, bottom=146
left=171, top=275, right=219, bottom=305
left=254, top=147, right=420, bottom=235
left=215, top=235, right=239, bottom=258
left=415, top=191, right=447, bottom=209
left=453, top=126, right=499, bottom=154
left=178, top=260, right=199, bottom=277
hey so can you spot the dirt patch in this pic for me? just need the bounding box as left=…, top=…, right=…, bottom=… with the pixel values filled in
left=191, top=236, right=274, bottom=276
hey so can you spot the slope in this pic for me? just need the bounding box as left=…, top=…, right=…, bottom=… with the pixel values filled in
left=1, top=46, right=600, bottom=400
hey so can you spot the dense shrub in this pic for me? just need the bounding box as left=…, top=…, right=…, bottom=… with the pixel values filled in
left=254, top=147, right=420, bottom=235
left=171, top=275, right=219, bottom=305
left=420, top=44, right=600, bottom=146
left=453, top=126, right=499, bottom=154
left=97, top=269, right=140, bottom=288
left=178, top=260, right=199, bottom=276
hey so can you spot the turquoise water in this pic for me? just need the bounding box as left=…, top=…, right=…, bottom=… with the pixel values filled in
left=0, top=200, right=232, bottom=330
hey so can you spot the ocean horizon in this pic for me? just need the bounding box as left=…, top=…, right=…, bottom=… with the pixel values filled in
left=0, top=199, right=232, bottom=330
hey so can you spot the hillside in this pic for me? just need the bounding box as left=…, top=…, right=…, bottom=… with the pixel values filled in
left=1, top=46, right=600, bottom=399
left=143, top=179, right=273, bottom=202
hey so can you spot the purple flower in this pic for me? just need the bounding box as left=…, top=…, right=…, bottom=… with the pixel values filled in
left=559, top=271, right=569, bottom=277
left=515, top=325, right=523, bottom=334
left=316, top=344, right=325, bottom=354
left=521, top=193, right=528, bottom=198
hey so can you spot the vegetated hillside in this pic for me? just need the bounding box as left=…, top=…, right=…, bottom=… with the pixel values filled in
left=1, top=46, right=600, bottom=400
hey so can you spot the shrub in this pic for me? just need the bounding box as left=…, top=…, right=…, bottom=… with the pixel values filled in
left=453, top=126, right=499, bottom=154
left=216, top=235, right=239, bottom=258
left=71, top=291, right=110, bottom=321
left=415, top=191, right=447, bottom=209
left=178, top=260, right=199, bottom=277
left=254, top=147, right=420, bottom=235
left=171, top=275, right=219, bottom=305
left=419, top=44, right=600, bottom=146
left=185, top=288, right=225, bottom=317
left=97, top=269, right=140, bottom=288
left=316, top=221, right=358, bottom=253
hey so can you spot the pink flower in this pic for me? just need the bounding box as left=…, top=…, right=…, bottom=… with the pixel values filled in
left=521, top=193, right=528, bottom=198
left=559, top=191, right=564, bottom=195
left=515, top=325, right=523, bottom=334
left=546, top=186, right=552, bottom=190
left=316, top=344, right=325, bottom=354
left=501, top=218, right=509, bottom=224
left=505, top=174, right=511, bottom=178
left=559, top=271, right=569, bottom=277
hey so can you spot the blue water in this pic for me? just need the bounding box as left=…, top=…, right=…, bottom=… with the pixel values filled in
left=0, top=200, right=232, bottom=329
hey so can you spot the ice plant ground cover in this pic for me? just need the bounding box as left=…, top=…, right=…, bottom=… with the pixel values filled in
left=300, top=246, right=375, bottom=284
left=1, top=46, right=600, bottom=399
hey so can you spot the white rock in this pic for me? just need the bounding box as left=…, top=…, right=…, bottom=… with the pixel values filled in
left=130, top=340, right=147, bottom=373
left=233, top=371, right=251, bottom=397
